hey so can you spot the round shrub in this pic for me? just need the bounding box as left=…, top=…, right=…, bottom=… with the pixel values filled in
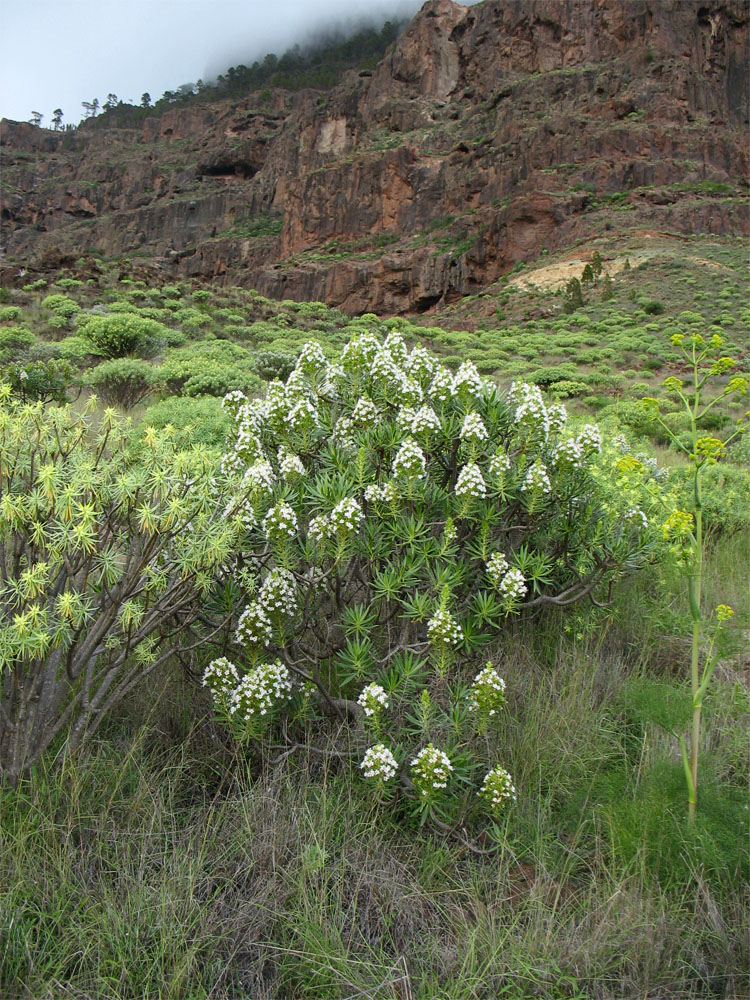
left=41, top=293, right=81, bottom=330
left=202, top=333, right=659, bottom=835
left=85, top=358, right=159, bottom=409
left=0, top=326, right=34, bottom=362
left=78, top=313, right=166, bottom=358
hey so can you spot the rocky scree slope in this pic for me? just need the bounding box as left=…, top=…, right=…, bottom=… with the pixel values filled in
left=1, top=0, right=748, bottom=313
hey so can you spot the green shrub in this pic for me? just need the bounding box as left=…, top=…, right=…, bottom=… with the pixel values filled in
left=78, top=313, right=166, bottom=358
left=57, top=336, right=97, bottom=363
left=0, top=326, right=34, bottom=362
left=250, top=348, right=298, bottom=381
left=41, top=293, right=81, bottom=329
left=1, top=359, right=75, bottom=404
left=142, top=395, right=231, bottom=448
left=157, top=342, right=260, bottom=397
left=85, top=358, right=159, bottom=409
left=0, top=394, right=243, bottom=781
left=0, top=306, right=23, bottom=323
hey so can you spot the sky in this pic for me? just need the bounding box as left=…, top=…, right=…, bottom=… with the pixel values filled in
left=0, top=0, right=437, bottom=127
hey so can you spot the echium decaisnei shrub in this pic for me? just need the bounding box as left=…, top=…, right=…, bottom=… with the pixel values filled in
left=203, top=333, right=657, bottom=834
left=0, top=389, right=245, bottom=784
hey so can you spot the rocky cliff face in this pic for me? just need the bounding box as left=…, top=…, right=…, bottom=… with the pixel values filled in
left=1, top=0, right=748, bottom=312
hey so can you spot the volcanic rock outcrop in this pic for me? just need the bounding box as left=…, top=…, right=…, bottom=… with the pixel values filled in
left=1, top=0, right=748, bottom=312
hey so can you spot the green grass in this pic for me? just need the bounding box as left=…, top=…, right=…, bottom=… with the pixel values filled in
left=2, top=584, right=747, bottom=998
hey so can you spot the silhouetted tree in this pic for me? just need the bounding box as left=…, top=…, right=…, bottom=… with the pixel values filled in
left=591, top=251, right=603, bottom=283
left=52, top=108, right=63, bottom=130
left=562, top=277, right=585, bottom=314
left=29, top=111, right=42, bottom=127
left=104, top=93, right=118, bottom=109
left=141, top=92, right=151, bottom=107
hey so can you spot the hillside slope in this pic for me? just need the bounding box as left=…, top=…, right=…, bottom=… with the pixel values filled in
left=1, top=0, right=748, bottom=312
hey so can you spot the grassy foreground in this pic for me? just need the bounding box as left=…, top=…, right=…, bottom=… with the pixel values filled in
left=1, top=534, right=748, bottom=999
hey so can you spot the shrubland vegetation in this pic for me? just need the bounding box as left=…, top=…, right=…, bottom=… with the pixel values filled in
left=0, top=236, right=748, bottom=998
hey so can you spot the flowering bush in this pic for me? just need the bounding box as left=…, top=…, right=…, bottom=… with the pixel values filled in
left=201, top=332, right=657, bottom=833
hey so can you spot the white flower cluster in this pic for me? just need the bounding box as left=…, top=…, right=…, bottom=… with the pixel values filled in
left=286, top=396, right=319, bottom=432
left=452, top=361, right=484, bottom=401
left=229, top=658, right=293, bottom=723
left=320, top=362, right=344, bottom=399
left=333, top=415, right=355, bottom=449
left=468, top=664, right=506, bottom=717
left=384, top=331, right=409, bottom=365
left=489, top=450, right=511, bottom=477
left=427, top=606, right=463, bottom=647
left=360, top=743, right=398, bottom=782
left=308, top=497, right=363, bottom=541
left=224, top=495, right=256, bottom=531
left=202, top=656, right=239, bottom=698
left=259, top=567, right=297, bottom=615
left=455, top=462, right=486, bottom=499
left=410, top=744, right=453, bottom=797
left=396, top=406, right=416, bottom=434
left=479, top=765, right=517, bottom=814
left=547, top=402, right=568, bottom=433
left=277, top=447, right=306, bottom=480
left=358, top=682, right=390, bottom=717
left=265, top=380, right=289, bottom=426
left=236, top=601, right=273, bottom=647
left=351, top=396, right=380, bottom=427
left=262, top=502, right=298, bottom=541
left=499, top=567, right=527, bottom=603
left=577, top=423, right=602, bottom=455
left=460, top=411, right=488, bottom=444
left=242, top=459, right=276, bottom=498
left=485, top=552, right=509, bottom=589
left=221, top=390, right=247, bottom=417
left=295, top=339, right=328, bottom=375
left=394, top=376, right=424, bottom=408
left=411, top=405, right=441, bottom=436
left=405, top=344, right=437, bottom=383
left=392, top=438, right=427, bottom=480
left=613, top=432, right=629, bottom=452
left=429, top=366, right=455, bottom=402
left=442, top=518, right=457, bottom=544
left=341, top=332, right=380, bottom=374
left=330, top=497, right=364, bottom=534
left=551, top=438, right=584, bottom=470
left=521, top=461, right=552, bottom=494
left=510, top=381, right=550, bottom=442
left=364, top=481, right=398, bottom=505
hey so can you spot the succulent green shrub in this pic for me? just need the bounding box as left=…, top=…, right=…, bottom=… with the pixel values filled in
left=1, top=359, right=75, bottom=404
left=0, top=307, right=23, bottom=323
left=0, top=392, right=243, bottom=783
left=78, top=313, right=165, bottom=358
left=201, top=333, right=657, bottom=834
left=141, top=396, right=231, bottom=449
left=0, top=326, right=34, bottom=363
left=57, top=335, right=97, bottom=363
left=41, top=293, right=81, bottom=330
left=157, top=342, right=260, bottom=397
left=85, top=358, right=160, bottom=409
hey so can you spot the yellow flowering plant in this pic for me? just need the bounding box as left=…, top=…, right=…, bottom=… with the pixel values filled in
left=641, top=332, right=747, bottom=821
